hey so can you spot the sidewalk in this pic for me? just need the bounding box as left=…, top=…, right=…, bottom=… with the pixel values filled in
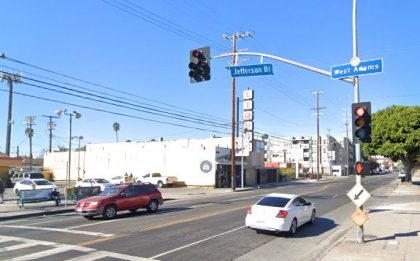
left=321, top=181, right=420, bottom=261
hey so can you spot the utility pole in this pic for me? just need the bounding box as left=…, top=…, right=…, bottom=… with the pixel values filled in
left=311, top=91, right=325, bottom=181
left=0, top=69, right=22, bottom=156
left=327, top=128, right=332, bottom=176
left=42, top=115, right=59, bottom=153
left=24, top=116, right=36, bottom=171
left=223, top=31, right=254, bottom=191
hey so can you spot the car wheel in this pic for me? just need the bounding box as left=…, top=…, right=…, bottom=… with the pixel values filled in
left=84, top=216, right=94, bottom=220
left=157, top=181, right=164, bottom=188
left=103, top=205, right=117, bottom=219
left=147, top=200, right=159, bottom=213
left=289, top=218, right=297, bottom=236
left=310, top=210, right=316, bottom=224
left=129, top=209, right=138, bottom=213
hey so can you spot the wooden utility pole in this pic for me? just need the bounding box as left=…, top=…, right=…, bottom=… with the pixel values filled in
left=312, top=91, right=325, bottom=181
left=223, top=32, right=253, bottom=191
left=0, top=70, right=22, bottom=156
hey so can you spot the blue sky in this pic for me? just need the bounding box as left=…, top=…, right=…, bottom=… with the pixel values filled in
left=0, top=0, right=419, bottom=156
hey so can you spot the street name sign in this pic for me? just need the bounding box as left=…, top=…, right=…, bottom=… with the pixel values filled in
left=331, top=58, right=383, bottom=79
left=346, top=183, right=371, bottom=208
left=230, top=64, right=273, bottom=78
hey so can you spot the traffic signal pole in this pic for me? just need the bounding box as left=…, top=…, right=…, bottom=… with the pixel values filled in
left=230, top=34, right=237, bottom=192
left=352, top=0, right=364, bottom=244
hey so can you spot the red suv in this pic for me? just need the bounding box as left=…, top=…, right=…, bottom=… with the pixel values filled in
left=75, top=183, right=163, bottom=219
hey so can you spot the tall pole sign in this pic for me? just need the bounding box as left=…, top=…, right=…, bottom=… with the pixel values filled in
left=243, top=89, right=254, bottom=152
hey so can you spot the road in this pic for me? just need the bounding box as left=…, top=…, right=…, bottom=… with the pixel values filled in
left=0, top=174, right=398, bottom=261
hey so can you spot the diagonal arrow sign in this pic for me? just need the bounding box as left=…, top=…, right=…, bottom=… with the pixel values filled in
left=354, top=189, right=364, bottom=200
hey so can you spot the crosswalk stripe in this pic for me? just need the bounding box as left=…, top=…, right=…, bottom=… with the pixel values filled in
left=10, top=245, right=94, bottom=261
left=0, top=242, right=39, bottom=251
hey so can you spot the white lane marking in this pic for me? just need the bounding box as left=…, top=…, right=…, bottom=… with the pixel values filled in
left=65, top=219, right=118, bottom=229
left=66, top=250, right=155, bottom=261
left=11, top=245, right=90, bottom=261
left=150, top=226, right=246, bottom=259
left=22, top=216, right=82, bottom=226
left=0, top=242, right=39, bottom=251
left=0, top=225, right=114, bottom=237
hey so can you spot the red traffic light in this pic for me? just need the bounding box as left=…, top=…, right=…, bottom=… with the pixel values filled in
left=354, top=106, right=366, bottom=117
left=192, top=50, right=201, bottom=58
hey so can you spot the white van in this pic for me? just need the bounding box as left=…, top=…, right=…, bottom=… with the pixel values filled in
left=10, top=172, right=44, bottom=184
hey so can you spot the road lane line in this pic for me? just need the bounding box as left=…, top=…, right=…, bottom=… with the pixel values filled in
left=0, top=225, right=114, bottom=237
left=151, top=226, right=246, bottom=259
left=65, top=219, right=118, bottom=229
left=77, top=234, right=127, bottom=247
left=22, top=216, right=81, bottom=226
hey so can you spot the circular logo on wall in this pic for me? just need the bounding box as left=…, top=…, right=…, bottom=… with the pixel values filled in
left=200, top=160, right=212, bottom=173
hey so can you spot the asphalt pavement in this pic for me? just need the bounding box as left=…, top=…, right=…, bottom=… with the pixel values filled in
left=1, top=174, right=419, bottom=261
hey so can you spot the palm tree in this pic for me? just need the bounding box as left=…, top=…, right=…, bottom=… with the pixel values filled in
left=112, top=122, right=120, bottom=142
left=25, top=127, right=34, bottom=170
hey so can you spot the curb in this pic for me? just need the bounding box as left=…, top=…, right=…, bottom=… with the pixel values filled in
left=0, top=208, right=75, bottom=222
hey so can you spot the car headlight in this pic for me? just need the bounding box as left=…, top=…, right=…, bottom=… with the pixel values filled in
left=90, top=201, right=99, bottom=206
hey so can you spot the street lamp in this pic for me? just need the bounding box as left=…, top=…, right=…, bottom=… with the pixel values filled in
left=56, top=109, right=81, bottom=208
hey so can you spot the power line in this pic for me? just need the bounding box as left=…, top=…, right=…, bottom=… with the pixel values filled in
left=0, top=88, right=231, bottom=136
left=1, top=59, right=229, bottom=123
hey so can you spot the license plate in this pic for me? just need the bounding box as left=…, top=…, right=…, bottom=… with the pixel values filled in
left=256, top=220, right=265, bottom=224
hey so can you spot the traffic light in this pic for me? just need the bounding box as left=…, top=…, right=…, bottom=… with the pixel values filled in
left=189, top=47, right=210, bottom=83
left=351, top=102, right=372, bottom=143
left=355, top=161, right=370, bottom=176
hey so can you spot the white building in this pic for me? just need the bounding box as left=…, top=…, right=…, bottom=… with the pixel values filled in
left=44, top=137, right=267, bottom=187
left=263, top=135, right=352, bottom=176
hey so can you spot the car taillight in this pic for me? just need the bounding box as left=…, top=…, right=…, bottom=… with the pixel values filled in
left=276, top=210, right=288, bottom=218
left=246, top=207, right=252, bottom=214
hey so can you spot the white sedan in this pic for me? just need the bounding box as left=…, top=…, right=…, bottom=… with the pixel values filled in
left=13, top=179, right=57, bottom=195
left=75, top=178, right=112, bottom=191
left=245, top=193, right=316, bottom=235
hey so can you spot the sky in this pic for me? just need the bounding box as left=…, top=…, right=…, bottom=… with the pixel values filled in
left=0, top=0, right=419, bottom=157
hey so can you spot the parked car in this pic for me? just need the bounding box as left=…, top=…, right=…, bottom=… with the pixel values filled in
left=138, top=173, right=177, bottom=188
left=75, top=183, right=163, bottom=219
left=13, top=178, right=57, bottom=195
left=10, top=172, right=45, bottom=184
left=75, top=178, right=112, bottom=191
left=245, top=193, right=316, bottom=236
left=110, top=175, right=127, bottom=184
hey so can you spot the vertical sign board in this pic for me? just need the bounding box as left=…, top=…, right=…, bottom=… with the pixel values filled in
left=243, top=90, right=254, bottom=152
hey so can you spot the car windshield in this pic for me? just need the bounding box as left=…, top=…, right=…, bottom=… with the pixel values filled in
left=99, top=186, right=122, bottom=196
left=94, top=178, right=109, bottom=183
left=33, top=180, right=53, bottom=186
left=257, top=196, right=291, bottom=208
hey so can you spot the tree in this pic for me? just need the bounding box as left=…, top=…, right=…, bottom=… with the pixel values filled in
left=363, top=105, right=420, bottom=182
left=112, top=122, right=120, bottom=142
left=25, top=127, right=34, bottom=171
